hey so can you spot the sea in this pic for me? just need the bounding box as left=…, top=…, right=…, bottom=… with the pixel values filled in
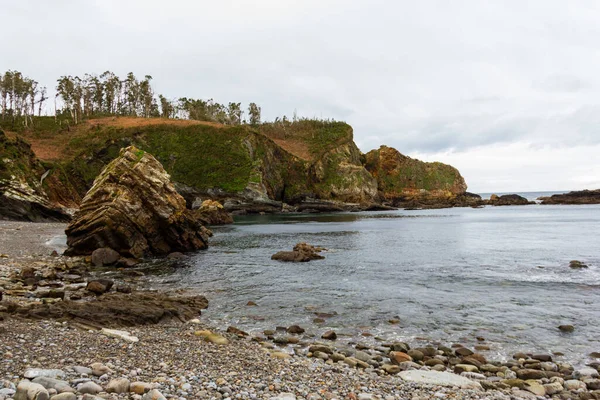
left=144, top=191, right=599, bottom=364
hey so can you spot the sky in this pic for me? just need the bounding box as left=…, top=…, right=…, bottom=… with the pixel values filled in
left=3, top=0, right=600, bottom=192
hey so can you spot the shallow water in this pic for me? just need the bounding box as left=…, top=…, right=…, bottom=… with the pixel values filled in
left=150, top=204, right=600, bottom=364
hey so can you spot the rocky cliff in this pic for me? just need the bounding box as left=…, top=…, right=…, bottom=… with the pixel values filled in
left=49, top=118, right=380, bottom=213
left=0, top=130, right=73, bottom=221
left=1, top=117, right=475, bottom=218
left=364, top=145, right=480, bottom=208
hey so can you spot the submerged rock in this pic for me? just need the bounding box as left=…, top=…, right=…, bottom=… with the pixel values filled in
left=569, top=260, right=589, bottom=269
left=271, top=242, right=326, bottom=262
left=64, top=146, right=209, bottom=258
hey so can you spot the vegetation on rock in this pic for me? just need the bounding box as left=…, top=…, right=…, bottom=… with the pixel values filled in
left=365, top=145, right=468, bottom=207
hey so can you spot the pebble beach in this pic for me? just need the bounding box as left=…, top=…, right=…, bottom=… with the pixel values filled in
left=1, top=221, right=600, bottom=400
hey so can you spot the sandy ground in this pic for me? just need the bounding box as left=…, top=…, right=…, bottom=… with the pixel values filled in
left=0, top=221, right=67, bottom=260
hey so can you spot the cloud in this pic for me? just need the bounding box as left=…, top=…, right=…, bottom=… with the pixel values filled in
left=2, top=0, right=600, bottom=190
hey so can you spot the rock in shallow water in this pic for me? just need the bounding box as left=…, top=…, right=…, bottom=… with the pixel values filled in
left=271, top=243, right=326, bottom=262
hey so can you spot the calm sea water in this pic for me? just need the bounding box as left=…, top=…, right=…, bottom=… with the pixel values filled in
left=150, top=199, right=599, bottom=364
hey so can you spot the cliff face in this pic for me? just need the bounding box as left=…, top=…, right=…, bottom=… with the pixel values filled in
left=0, top=131, right=73, bottom=221
left=1, top=117, right=473, bottom=218
left=365, top=145, right=471, bottom=207
left=52, top=118, right=379, bottom=213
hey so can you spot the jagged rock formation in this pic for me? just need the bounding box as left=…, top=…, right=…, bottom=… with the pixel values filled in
left=539, top=189, right=600, bottom=205
left=0, top=131, right=72, bottom=221
left=364, top=145, right=479, bottom=208
left=64, top=146, right=209, bottom=258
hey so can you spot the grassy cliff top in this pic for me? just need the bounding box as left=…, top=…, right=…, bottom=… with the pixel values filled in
left=258, top=119, right=353, bottom=161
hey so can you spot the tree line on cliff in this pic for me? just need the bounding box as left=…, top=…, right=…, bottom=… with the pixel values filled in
left=0, top=70, right=265, bottom=128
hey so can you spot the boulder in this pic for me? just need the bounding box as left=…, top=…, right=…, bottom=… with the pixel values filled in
left=64, top=146, right=209, bottom=258
left=23, top=370, right=65, bottom=380
left=31, top=377, right=74, bottom=393
left=272, top=242, right=326, bottom=262
left=142, top=389, right=167, bottom=400
left=105, top=378, right=130, bottom=393
left=91, top=248, right=120, bottom=267
left=130, top=382, right=153, bottom=394
left=14, top=380, right=49, bottom=400
left=86, top=279, right=113, bottom=295
left=287, top=325, right=305, bottom=334
left=192, top=200, right=234, bottom=225
left=389, top=351, right=413, bottom=364
left=76, top=382, right=102, bottom=395
left=321, top=330, right=337, bottom=340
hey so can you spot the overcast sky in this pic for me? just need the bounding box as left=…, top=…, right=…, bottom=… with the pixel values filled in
left=3, top=0, right=600, bottom=192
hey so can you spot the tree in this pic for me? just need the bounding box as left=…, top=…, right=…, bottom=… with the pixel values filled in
left=159, top=95, right=176, bottom=118
left=248, top=102, right=261, bottom=125
left=227, top=102, right=242, bottom=125
left=123, top=72, right=139, bottom=116
left=139, top=75, right=154, bottom=118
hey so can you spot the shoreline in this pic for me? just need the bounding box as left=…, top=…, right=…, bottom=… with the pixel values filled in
left=1, top=222, right=600, bottom=399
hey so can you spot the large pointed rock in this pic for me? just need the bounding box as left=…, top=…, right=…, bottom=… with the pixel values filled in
left=64, top=146, right=208, bottom=258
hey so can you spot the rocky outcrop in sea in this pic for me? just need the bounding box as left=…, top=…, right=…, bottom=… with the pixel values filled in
left=540, top=189, right=600, bottom=205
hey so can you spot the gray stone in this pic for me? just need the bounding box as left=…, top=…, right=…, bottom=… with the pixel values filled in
left=50, top=394, right=77, bottom=400
left=573, top=368, right=599, bottom=379
left=89, top=363, right=112, bottom=377
left=0, top=388, right=16, bottom=397
left=543, top=382, right=564, bottom=395
left=105, top=378, right=130, bottom=393
left=81, top=395, right=104, bottom=400
left=71, top=367, right=92, bottom=375
left=91, top=247, right=120, bottom=267
left=510, top=389, right=537, bottom=400
left=564, top=379, right=586, bottom=391
left=76, top=382, right=102, bottom=395
left=585, top=379, right=600, bottom=390
left=32, top=377, right=74, bottom=393
left=398, top=370, right=482, bottom=390
left=142, top=389, right=167, bottom=400
left=23, top=370, right=66, bottom=380
left=15, top=380, right=49, bottom=400
left=354, top=351, right=372, bottom=363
